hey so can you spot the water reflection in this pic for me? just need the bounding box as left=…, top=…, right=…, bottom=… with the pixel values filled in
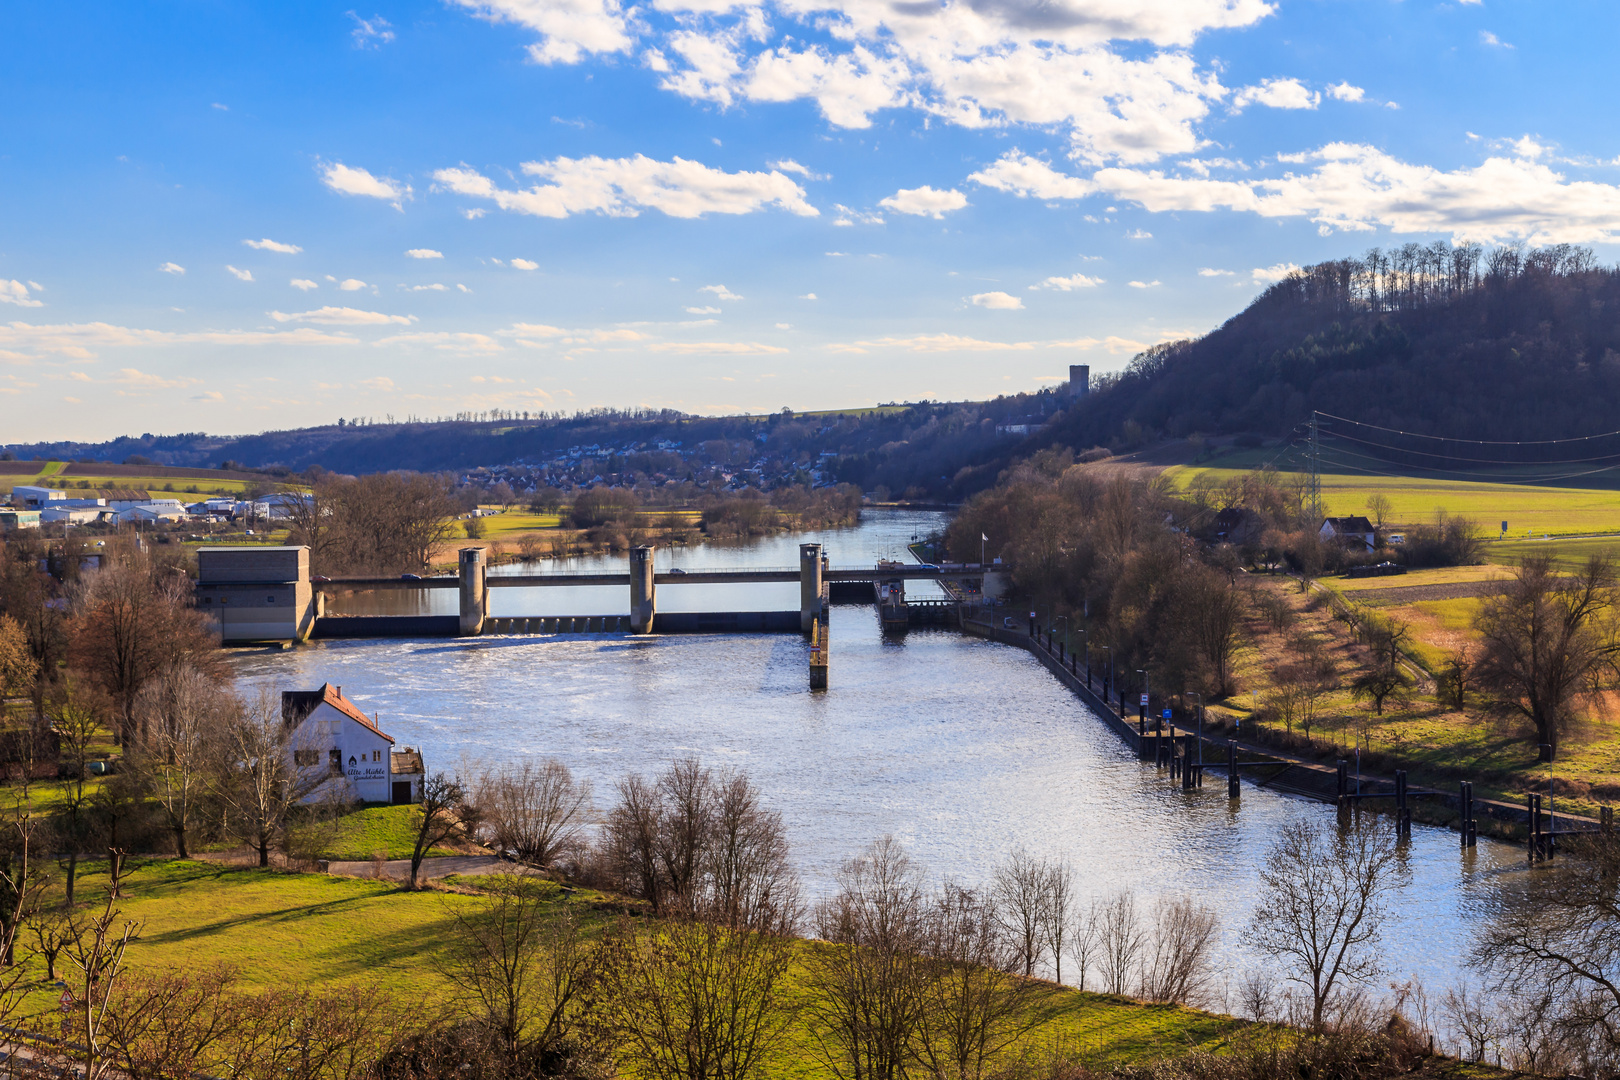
left=238, top=510, right=1519, bottom=995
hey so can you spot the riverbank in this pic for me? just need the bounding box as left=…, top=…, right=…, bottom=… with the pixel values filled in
left=965, top=612, right=1591, bottom=850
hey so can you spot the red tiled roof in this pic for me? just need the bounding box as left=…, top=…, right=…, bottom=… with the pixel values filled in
left=281, top=683, right=395, bottom=744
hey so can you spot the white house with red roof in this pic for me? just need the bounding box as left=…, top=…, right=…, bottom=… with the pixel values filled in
left=281, top=683, right=403, bottom=805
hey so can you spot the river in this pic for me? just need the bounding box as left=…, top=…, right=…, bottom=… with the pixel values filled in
left=231, top=509, right=1521, bottom=1003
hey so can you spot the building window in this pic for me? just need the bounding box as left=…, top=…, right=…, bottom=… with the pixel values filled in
left=293, top=749, right=318, bottom=766
left=372, top=750, right=381, bottom=762
left=328, top=748, right=342, bottom=775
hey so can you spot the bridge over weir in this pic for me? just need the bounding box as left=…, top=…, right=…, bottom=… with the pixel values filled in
left=203, top=543, right=1007, bottom=644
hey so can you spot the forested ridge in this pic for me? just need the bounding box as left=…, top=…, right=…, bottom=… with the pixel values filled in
left=1054, top=243, right=1620, bottom=450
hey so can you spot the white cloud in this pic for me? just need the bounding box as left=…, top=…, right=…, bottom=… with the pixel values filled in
left=244, top=238, right=303, bottom=254
left=1327, top=82, right=1365, bottom=102
left=338, top=279, right=368, bottom=291
left=451, top=0, right=634, bottom=64
left=457, top=284, right=471, bottom=293
left=320, top=162, right=412, bottom=205
left=1197, top=267, right=1233, bottom=277
left=1125, top=228, right=1152, bottom=239
left=269, top=307, right=415, bottom=325
left=701, top=284, right=743, bottom=300
left=1032, top=272, right=1104, bottom=290
left=1252, top=263, right=1301, bottom=283
left=226, top=265, right=254, bottom=282
left=879, top=185, right=968, bottom=218
left=211, top=102, right=228, bottom=111
left=1128, top=279, right=1162, bottom=288
left=359, top=376, right=395, bottom=390
left=510, top=258, right=540, bottom=270
left=434, top=155, right=818, bottom=219
left=406, top=248, right=444, bottom=259
left=1233, top=77, right=1319, bottom=110
left=373, top=331, right=501, bottom=352
left=158, top=262, right=185, bottom=275
left=407, top=283, right=450, bottom=291
left=0, top=321, right=358, bottom=359
left=686, top=305, right=722, bottom=314
left=830, top=333, right=1042, bottom=354
left=463, top=208, right=487, bottom=219
left=647, top=341, right=789, bottom=355
left=0, top=281, right=43, bottom=308
left=291, top=278, right=319, bottom=291
left=969, top=151, right=1096, bottom=201
left=1092, top=142, right=1620, bottom=244
left=775, top=322, right=792, bottom=329
left=350, top=12, right=395, bottom=47
left=970, top=291, right=1024, bottom=310
left=110, top=368, right=202, bottom=390
left=1480, top=30, right=1513, bottom=49
left=769, top=158, right=824, bottom=179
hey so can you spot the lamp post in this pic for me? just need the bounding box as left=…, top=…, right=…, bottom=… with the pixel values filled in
left=1137, top=667, right=1150, bottom=732
left=1055, top=615, right=1068, bottom=662
left=1098, top=645, right=1112, bottom=695
left=1187, top=690, right=1204, bottom=766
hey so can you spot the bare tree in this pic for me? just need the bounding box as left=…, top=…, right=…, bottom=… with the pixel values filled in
left=1243, top=817, right=1396, bottom=1031
left=410, top=772, right=473, bottom=888
left=52, top=696, right=101, bottom=903
left=656, top=757, right=714, bottom=909
left=437, top=875, right=599, bottom=1068
left=1471, top=831, right=1620, bottom=1062
left=1096, top=890, right=1145, bottom=997
left=1069, top=899, right=1101, bottom=993
left=130, top=665, right=228, bottom=859
left=803, top=836, right=929, bottom=1080
left=1351, top=617, right=1413, bottom=718
left=1138, top=895, right=1220, bottom=1005
left=1366, top=494, right=1392, bottom=533
left=60, top=887, right=142, bottom=1080
left=477, top=758, right=594, bottom=869
left=914, top=882, right=1040, bottom=1080
left=100, top=966, right=244, bottom=1080
left=601, top=907, right=796, bottom=1080
left=704, top=770, right=800, bottom=933
left=220, top=688, right=325, bottom=868
left=991, top=848, right=1050, bottom=979
left=1474, top=554, right=1620, bottom=760
left=0, top=615, right=36, bottom=705
left=1042, top=858, right=1076, bottom=985
left=602, top=772, right=667, bottom=913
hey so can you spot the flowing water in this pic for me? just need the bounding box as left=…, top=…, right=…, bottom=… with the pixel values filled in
left=233, top=509, right=1523, bottom=1000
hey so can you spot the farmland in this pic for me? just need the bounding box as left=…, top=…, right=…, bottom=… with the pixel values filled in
left=0, top=460, right=272, bottom=497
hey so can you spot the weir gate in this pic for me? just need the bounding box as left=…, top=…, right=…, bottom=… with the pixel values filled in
left=198, top=544, right=1006, bottom=645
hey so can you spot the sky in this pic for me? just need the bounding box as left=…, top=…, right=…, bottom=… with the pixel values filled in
left=3, top=0, right=1620, bottom=442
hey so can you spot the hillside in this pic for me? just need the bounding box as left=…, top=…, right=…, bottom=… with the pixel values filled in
left=1052, top=243, right=1620, bottom=457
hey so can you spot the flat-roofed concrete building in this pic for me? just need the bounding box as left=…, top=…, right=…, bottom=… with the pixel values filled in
left=196, top=545, right=317, bottom=644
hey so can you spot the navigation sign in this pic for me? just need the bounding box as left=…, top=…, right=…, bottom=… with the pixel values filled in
left=1163, top=709, right=1172, bottom=720
left=1139, top=693, right=1149, bottom=707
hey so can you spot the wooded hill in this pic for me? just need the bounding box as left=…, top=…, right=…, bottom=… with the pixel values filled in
left=1052, top=243, right=1620, bottom=453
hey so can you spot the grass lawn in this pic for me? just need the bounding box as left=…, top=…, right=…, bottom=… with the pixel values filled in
left=294, top=804, right=459, bottom=861
left=1486, top=536, right=1620, bottom=570
left=1168, top=466, right=1620, bottom=537
left=65, top=858, right=1232, bottom=1076
left=0, top=465, right=265, bottom=497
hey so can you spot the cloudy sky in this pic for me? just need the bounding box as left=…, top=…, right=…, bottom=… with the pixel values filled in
left=2, top=1, right=1615, bottom=441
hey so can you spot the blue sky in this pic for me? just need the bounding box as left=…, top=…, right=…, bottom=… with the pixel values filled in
left=3, top=0, right=1618, bottom=442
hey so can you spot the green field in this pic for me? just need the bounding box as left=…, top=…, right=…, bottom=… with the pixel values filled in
left=289, top=804, right=459, bottom=861
left=56, top=858, right=1232, bottom=1077
left=1169, top=464, right=1620, bottom=537
left=1, top=462, right=267, bottom=497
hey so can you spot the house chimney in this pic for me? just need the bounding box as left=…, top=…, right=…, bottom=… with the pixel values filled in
left=335, top=685, right=342, bottom=698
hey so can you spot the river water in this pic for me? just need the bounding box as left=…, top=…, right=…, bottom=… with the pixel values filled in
left=232, top=509, right=1520, bottom=1001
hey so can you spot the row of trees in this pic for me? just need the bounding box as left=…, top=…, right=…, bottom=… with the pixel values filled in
left=283, top=471, right=466, bottom=575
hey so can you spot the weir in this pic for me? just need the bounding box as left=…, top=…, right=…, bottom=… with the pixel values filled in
left=205, top=543, right=998, bottom=643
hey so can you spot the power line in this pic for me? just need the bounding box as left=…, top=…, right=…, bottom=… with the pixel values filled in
left=1314, top=410, right=1620, bottom=447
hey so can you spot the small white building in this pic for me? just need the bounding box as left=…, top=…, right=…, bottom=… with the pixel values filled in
left=281, top=683, right=401, bottom=804
left=1320, top=515, right=1378, bottom=553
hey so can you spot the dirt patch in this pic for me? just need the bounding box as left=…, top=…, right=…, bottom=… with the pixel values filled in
left=1349, top=580, right=1506, bottom=604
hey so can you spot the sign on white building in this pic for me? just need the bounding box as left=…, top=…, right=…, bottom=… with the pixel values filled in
left=281, top=683, right=405, bottom=805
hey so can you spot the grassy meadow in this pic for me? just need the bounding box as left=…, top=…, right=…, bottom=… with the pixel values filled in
left=36, top=857, right=1233, bottom=1078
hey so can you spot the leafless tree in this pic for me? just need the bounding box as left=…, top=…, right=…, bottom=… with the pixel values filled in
left=410, top=772, right=474, bottom=888
left=1068, top=899, right=1101, bottom=993
left=437, top=875, right=599, bottom=1068
left=1243, top=817, right=1396, bottom=1031
left=1138, top=895, right=1220, bottom=1005
left=1236, top=969, right=1277, bottom=1023
left=1471, top=831, right=1620, bottom=1064
left=1096, top=890, right=1145, bottom=997
left=100, top=966, right=244, bottom=1080
left=1042, top=858, right=1076, bottom=985
left=656, top=757, right=714, bottom=908
left=477, top=758, right=594, bottom=869
left=914, top=882, right=1040, bottom=1080
left=602, top=772, right=667, bottom=913
left=803, top=836, right=929, bottom=1080
left=59, top=886, right=142, bottom=1080
left=52, top=695, right=101, bottom=903
left=220, top=688, right=326, bottom=868
left=1474, top=554, right=1620, bottom=760
left=704, top=770, right=800, bottom=934
left=129, top=665, right=229, bottom=859
left=0, top=615, right=36, bottom=704
left=1366, top=494, right=1392, bottom=533
left=1351, top=617, right=1413, bottom=718
left=1441, top=981, right=1505, bottom=1065
left=992, top=848, right=1051, bottom=979
left=600, top=906, right=796, bottom=1080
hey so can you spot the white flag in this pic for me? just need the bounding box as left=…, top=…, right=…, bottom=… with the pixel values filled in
left=981, top=533, right=988, bottom=541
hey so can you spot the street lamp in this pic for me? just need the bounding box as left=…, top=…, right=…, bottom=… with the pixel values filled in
left=1186, top=690, right=1204, bottom=766
left=1137, top=668, right=1150, bottom=732
left=1055, top=615, right=1068, bottom=662
left=1098, top=645, right=1112, bottom=695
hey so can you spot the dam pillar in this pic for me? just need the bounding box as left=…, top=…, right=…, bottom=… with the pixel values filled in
left=630, top=546, right=657, bottom=634
left=459, top=547, right=487, bottom=636
left=799, top=543, right=824, bottom=634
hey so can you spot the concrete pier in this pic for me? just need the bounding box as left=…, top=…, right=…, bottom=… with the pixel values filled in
left=459, top=547, right=487, bottom=636
left=799, top=543, right=824, bottom=634
left=630, top=546, right=657, bottom=634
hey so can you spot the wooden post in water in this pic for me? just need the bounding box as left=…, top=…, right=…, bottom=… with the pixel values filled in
left=1460, top=781, right=1477, bottom=848
left=1227, top=742, right=1240, bottom=799
left=1336, top=760, right=1348, bottom=809
left=1395, top=770, right=1411, bottom=840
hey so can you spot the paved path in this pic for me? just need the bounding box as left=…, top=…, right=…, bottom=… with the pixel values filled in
left=325, top=854, right=536, bottom=880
